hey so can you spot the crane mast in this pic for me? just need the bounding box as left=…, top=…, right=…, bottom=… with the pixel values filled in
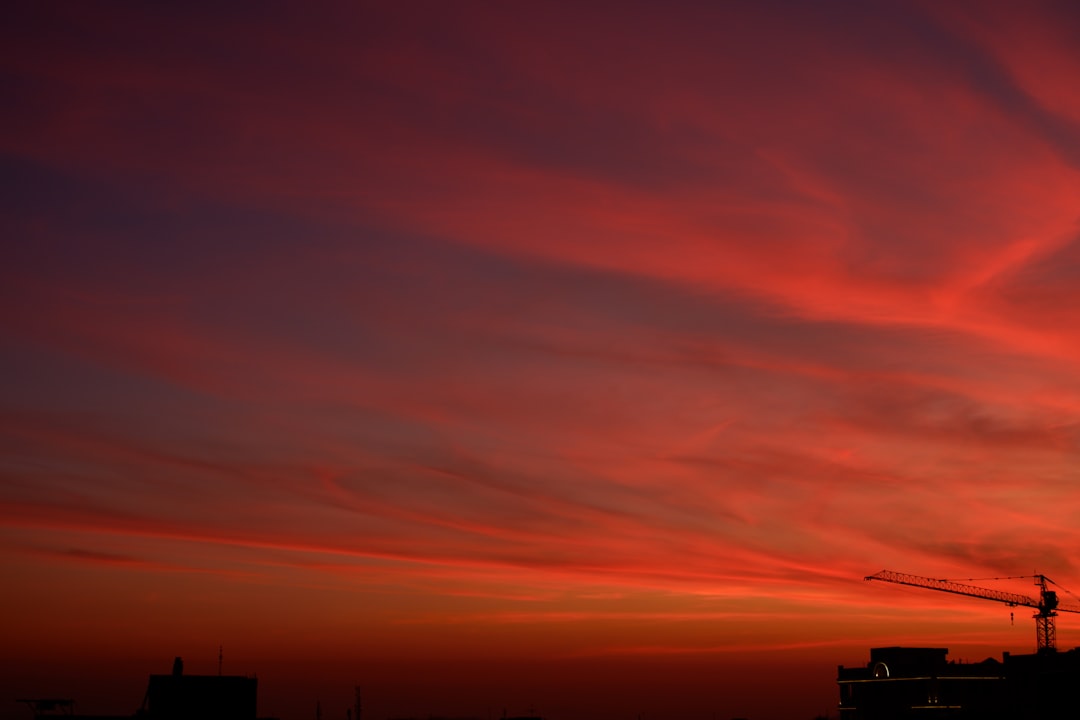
left=865, top=570, right=1080, bottom=653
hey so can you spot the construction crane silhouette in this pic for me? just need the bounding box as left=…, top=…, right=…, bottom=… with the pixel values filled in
left=865, top=570, right=1080, bottom=653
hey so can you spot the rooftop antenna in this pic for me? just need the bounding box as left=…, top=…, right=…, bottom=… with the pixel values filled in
left=218, top=646, right=223, bottom=676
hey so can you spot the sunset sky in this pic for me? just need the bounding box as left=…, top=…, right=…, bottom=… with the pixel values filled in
left=4, top=2, right=1080, bottom=719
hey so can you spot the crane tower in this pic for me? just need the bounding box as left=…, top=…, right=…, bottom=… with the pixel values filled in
left=865, top=570, right=1080, bottom=653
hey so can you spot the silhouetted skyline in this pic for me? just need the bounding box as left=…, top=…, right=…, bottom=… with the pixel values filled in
left=5, top=2, right=1080, bottom=720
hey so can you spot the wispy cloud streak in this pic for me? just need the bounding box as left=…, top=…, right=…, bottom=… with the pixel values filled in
left=4, top=5, right=1080, bottom=714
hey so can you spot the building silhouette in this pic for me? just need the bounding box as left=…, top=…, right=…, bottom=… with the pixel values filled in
left=20, top=657, right=274, bottom=720
left=838, top=646, right=1080, bottom=719
left=140, top=657, right=257, bottom=720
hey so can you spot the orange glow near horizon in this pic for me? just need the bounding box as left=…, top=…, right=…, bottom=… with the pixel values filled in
left=4, top=3, right=1080, bottom=720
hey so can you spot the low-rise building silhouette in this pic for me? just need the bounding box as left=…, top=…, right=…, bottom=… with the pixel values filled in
left=140, top=656, right=257, bottom=720
left=838, top=646, right=1080, bottom=719
left=20, top=657, right=274, bottom=720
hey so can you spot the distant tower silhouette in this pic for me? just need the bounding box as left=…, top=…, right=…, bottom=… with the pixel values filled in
left=218, top=646, right=223, bottom=676
left=172, top=657, right=184, bottom=676
left=355, top=685, right=362, bottom=720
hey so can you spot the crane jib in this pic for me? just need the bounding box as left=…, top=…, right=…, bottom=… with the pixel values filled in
left=865, top=569, right=1080, bottom=654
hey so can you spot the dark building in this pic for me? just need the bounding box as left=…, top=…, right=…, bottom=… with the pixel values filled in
left=838, top=646, right=1080, bottom=720
left=999, top=648, right=1080, bottom=720
left=140, top=658, right=257, bottom=720
left=837, top=647, right=1006, bottom=719
left=21, top=657, right=270, bottom=720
